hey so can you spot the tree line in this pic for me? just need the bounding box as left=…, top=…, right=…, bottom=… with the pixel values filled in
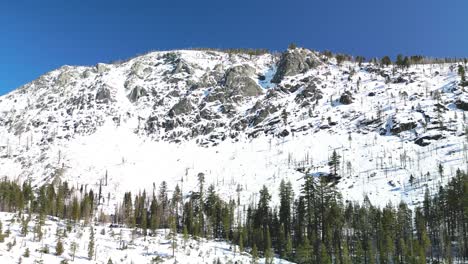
left=0, top=168, right=466, bottom=263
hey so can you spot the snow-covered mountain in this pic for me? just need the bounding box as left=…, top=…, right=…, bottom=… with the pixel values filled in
left=0, top=48, right=467, bottom=209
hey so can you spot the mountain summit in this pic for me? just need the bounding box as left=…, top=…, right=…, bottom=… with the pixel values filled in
left=0, top=48, right=466, bottom=208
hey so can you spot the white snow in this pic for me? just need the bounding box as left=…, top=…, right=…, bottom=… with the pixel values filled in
left=0, top=50, right=466, bottom=215
left=0, top=212, right=290, bottom=263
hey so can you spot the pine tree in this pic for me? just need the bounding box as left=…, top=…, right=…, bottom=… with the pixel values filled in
left=284, top=234, right=293, bottom=260
left=55, top=239, right=64, bottom=256
left=141, top=207, right=148, bottom=237
left=21, top=216, right=30, bottom=236
left=279, top=180, right=293, bottom=237
left=296, top=237, right=312, bottom=264
left=0, top=220, right=4, bottom=243
left=458, top=64, right=466, bottom=82
left=33, top=219, right=43, bottom=242
left=170, top=215, right=177, bottom=257
left=342, top=242, right=352, bottom=264
left=183, top=225, right=189, bottom=247
left=281, top=108, right=288, bottom=126
left=396, top=54, right=405, bottom=68
left=355, top=240, right=365, bottom=264
left=264, top=227, right=273, bottom=264
left=71, top=196, right=80, bottom=223
left=288, top=43, right=297, bottom=50
left=381, top=56, right=392, bottom=67
left=70, top=242, right=77, bottom=261
left=88, top=227, right=95, bottom=260
left=329, top=150, right=341, bottom=177
left=356, top=56, right=365, bottom=66
left=239, top=232, right=244, bottom=253
left=23, top=248, right=30, bottom=258
left=320, top=243, right=332, bottom=264
left=251, top=244, right=259, bottom=264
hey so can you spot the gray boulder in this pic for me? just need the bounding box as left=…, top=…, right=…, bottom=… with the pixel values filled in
left=249, top=104, right=278, bottom=126
left=390, top=121, right=417, bottom=134
left=272, top=49, right=320, bottom=83
left=172, top=59, right=193, bottom=75
left=455, top=94, right=468, bottom=111
left=95, top=86, right=112, bottom=104
left=339, top=91, right=354, bottom=105
left=96, top=63, right=110, bottom=74
left=224, top=65, right=262, bottom=97
left=56, top=71, right=75, bottom=86
left=295, top=83, right=323, bottom=103
left=127, top=86, right=148, bottom=102
left=169, top=98, right=194, bottom=116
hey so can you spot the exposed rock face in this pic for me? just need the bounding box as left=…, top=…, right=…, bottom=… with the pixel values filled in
left=127, top=86, right=148, bottom=102
left=415, top=132, right=444, bottom=146
left=95, top=86, right=112, bottom=103
left=172, top=59, right=194, bottom=75
left=339, top=91, right=354, bottom=105
left=279, top=129, right=290, bottom=137
left=295, top=83, right=323, bottom=103
left=56, top=71, right=75, bottom=86
left=390, top=121, right=417, bottom=134
left=248, top=102, right=279, bottom=127
left=455, top=94, right=468, bottom=111
left=169, top=98, right=194, bottom=116
left=224, top=65, right=262, bottom=97
left=271, top=48, right=320, bottom=83
left=96, top=63, right=110, bottom=74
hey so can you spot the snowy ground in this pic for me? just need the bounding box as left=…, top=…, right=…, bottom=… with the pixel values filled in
left=0, top=212, right=291, bottom=264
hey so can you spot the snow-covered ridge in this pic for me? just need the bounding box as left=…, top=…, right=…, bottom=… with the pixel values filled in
left=0, top=48, right=467, bottom=210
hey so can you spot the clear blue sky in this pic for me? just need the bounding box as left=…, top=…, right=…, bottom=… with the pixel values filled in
left=1, top=0, right=467, bottom=94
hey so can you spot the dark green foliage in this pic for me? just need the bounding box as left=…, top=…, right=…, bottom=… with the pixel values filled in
left=0, top=167, right=466, bottom=263
left=0, top=220, right=4, bottom=242
left=396, top=54, right=410, bottom=69
left=88, top=227, right=95, bottom=260
left=23, top=248, right=30, bottom=257
left=459, top=64, right=466, bottom=82
left=328, top=150, right=341, bottom=177
left=381, top=56, right=392, bottom=66
left=55, top=239, right=64, bottom=256
left=336, top=54, right=346, bottom=65
left=355, top=56, right=366, bottom=66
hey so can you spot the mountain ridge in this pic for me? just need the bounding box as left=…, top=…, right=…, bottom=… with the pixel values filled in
left=0, top=47, right=467, bottom=210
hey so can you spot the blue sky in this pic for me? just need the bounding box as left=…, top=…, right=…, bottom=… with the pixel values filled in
left=1, top=0, right=467, bottom=94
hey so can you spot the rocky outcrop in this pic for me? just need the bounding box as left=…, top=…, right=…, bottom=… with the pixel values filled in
left=56, top=71, right=75, bottom=86
left=223, top=65, right=262, bottom=97
left=295, top=83, right=323, bottom=103
left=130, top=62, right=152, bottom=79
left=455, top=94, right=468, bottom=111
left=390, top=121, right=417, bottom=134
left=271, top=48, right=320, bottom=83
left=127, top=86, right=148, bottom=102
left=415, top=132, right=444, bottom=146
left=95, top=86, right=112, bottom=104
left=248, top=102, right=279, bottom=127
left=95, top=63, right=110, bottom=74
left=169, top=98, right=194, bottom=117
left=172, top=59, right=193, bottom=75
left=339, top=91, right=354, bottom=105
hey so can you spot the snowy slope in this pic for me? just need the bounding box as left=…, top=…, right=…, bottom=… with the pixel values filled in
left=0, top=49, right=467, bottom=210
left=0, top=212, right=290, bottom=264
